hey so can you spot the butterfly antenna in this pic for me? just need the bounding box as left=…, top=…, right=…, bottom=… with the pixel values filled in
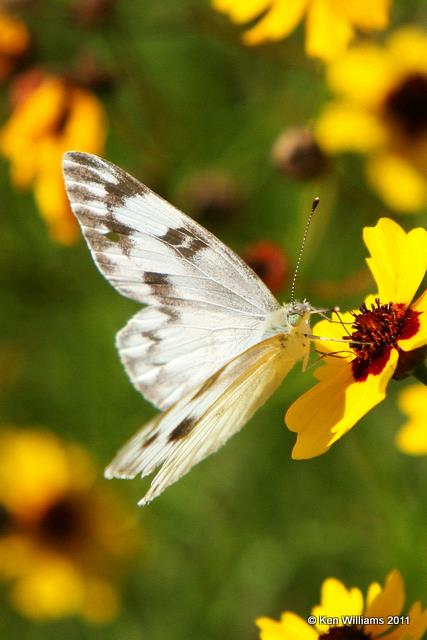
left=290, top=196, right=319, bottom=303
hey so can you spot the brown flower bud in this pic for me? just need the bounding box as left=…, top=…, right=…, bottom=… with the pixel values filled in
left=72, top=49, right=115, bottom=92
left=272, top=127, right=328, bottom=180
left=180, top=171, right=243, bottom=222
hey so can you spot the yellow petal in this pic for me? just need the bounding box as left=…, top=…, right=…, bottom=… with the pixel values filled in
left=34, top=165, right=79, bottom=245
left=305, top=0, right=353, bottom=61
left=387, top=27, right=427, bottom=76
left=312, top=578, right=363, bottom=633
left=366, top=582, right=382, bottom=607
left=395, top=384, right=427, bottom=456
left=340, top=0, right=390, bottom=30
left=243, top=0, right=307, bottom=46
left=315, top=102, right=386, bottom=154
left=212, top=0, right=272, bottom=24
left=256, top=612, right=317, bottom=640
left=63, top=87, right=106, bottom=152
left=10, top=558, right=85, bottom=619
left=0, top=78, right=65, bottom=155
left=312, top=312, right=356, bottom=359
left=286, top=350, right=398, bottom=459
left=256, top=617, right=286, bottom=640
left=326, top=44, right=395, bottom=108
left=383, top=601, right=427, bottom=640
left=0, top=534, right=36, bottom=579
left=363, top=570, right=404, bottom=636
left=363, top=218, right=427, bottom=304
left=0, top=430, right=94, bottom=519
left=366, top=154, right=427, bottom=213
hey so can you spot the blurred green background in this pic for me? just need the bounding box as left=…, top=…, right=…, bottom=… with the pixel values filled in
left=0, top=1, right=426, bottom=638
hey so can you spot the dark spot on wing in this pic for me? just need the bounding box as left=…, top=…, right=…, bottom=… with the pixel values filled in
left=63, top=162, right=109, bottom=187
left=66, top=183, right=99, bottom=204
left=161, top=227, right=187, bottom=246
left=168, top=417, right=196, bottom=442
left=144, top=330, right=161, bottom=344
left=143, top=272, right=174, bottom=297
left=102, top=161, right=149, bottom=213
left=66, top=152, right=105, bottom=172
left=74, top=208, right=101, bottom=228
left=85, top=228, right=109, bottom=252
left=160, top=306, right=179, bottom=322
left=106, top=213, right=133, bottom=237
left=65, top=154, right=150, bottom=257
left=103, top=213, right=134, bottom=256
left=143, top=272, right=171, bottom=286
left=142, top=433, right=158, bottom=448
left=160, top=226, right=206, bottom=259
left=96, top=253, right=117, bottom=274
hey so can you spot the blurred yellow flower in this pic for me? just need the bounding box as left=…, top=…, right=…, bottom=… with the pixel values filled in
left=212, top=0, right=390, bottom=61
left=0, top=429, right=138, bottom=622
left=257, top=570, right=427, bottom=640
left=286, top=218, right=427, bottom=459
left=396, top=384, right=427, bottom=455
left=316, top=27, right=427, bottom=212
left=0, top=11, right=29, bottom=81
left=0, top=73, right=106, bottom=243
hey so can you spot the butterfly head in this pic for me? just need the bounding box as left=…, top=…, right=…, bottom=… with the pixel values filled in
left=285, top=300, right=313, bottom=326
left=263, top=300, right=312, bottom=338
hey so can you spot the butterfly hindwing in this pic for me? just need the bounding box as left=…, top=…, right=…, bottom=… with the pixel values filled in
left=105, top=334, right=302, bottom=505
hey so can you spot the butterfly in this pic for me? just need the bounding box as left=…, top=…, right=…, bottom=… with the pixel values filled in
left=62, top=152, right=315, bottom=505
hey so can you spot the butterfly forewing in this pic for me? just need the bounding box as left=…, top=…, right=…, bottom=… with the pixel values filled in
left=63, top=152, right=280, bottom=410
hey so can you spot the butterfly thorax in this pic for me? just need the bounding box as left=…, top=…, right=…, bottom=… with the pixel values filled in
left=263, top=301, right=312, bottom=337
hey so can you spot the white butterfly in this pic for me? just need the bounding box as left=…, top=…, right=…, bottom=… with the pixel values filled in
left=62, top=152, right=315, bottom=505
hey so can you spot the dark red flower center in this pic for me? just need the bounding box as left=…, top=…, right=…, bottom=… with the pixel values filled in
left=345, top=298, right=420, bottom=382
left=319, top=626, right=371, bottom=640
left=384, top=72, right=427, bottom=138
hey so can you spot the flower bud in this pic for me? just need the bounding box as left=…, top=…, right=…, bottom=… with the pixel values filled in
left=180, top=171, right=243, bottom=222
left=272, top=127, right=328, bottom=180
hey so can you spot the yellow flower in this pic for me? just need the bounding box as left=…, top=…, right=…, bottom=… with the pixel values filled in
left=395, top=384, right=427, bottom=455
left=256, top=570, right=427, bottom=640
left=286, top=218, right=427, bottom=459
left=0, top=429, right=138, bottom=622
left=315, top=27, right=427, bottom=212
left=212, top=0, right=390, bottom=61
left=0, top=73, right=106, bottom=244
left=0, top=11, right=29, bottom=82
